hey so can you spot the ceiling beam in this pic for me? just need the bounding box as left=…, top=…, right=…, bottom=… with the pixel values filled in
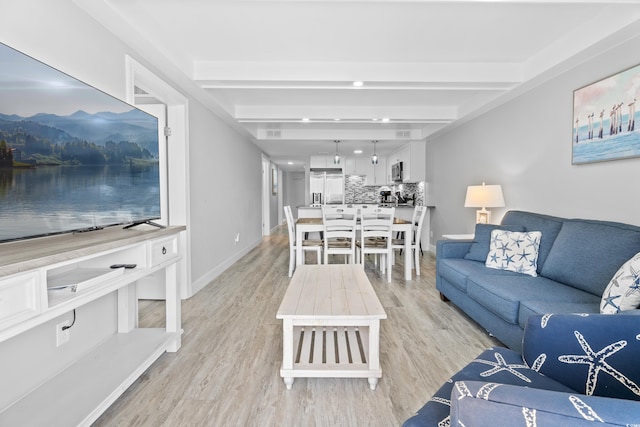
left=194, top=61, right=522, bottom=85
left=234, top=105, right=457, bottom=121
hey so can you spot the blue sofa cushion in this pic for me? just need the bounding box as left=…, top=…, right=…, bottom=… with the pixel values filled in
left=402, top=346, right=574, bottom=427
left=500, top=210, right=564, bottom=272
left=464, top=223, right=525, bottom=262
left=540, top=220, right=640, bottom=296
left=450, top=381, right=640, bottom=427
left=438, top=258, right=516, bottom=293
left=518, top=300, right=600, bottom=328
left=466, top=274, right=598, bottom=325
left=522, top=314, right=640, bottom=401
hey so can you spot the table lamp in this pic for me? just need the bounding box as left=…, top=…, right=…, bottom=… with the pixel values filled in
left=464, top=182, right=505, bottom=224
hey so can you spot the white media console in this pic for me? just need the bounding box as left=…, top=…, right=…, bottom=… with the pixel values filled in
left=0, top=224, right=185, bottom=426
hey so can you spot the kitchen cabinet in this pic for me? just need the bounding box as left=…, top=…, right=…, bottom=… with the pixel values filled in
left=343, top=156, right=387, bottom=185
left=387, top=141, right=426, bottom=183
left=344, top=156, right=370, bottom=175
left=310, top=155, right=341, bottom=169
left=365, top=158, right=387, bottom=185
left=388, top=145, right=410, bottom=182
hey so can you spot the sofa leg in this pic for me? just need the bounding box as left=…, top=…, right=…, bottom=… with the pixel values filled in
left=439, top=292, right=449, bottom=302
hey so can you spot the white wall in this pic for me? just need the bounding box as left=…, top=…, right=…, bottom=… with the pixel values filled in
left=188, top=102, right=263, bottom=292
left=427, top=33, right=640, bottom=240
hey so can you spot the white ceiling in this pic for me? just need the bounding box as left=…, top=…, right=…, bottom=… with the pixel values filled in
left=76, top=0, right=640, bottom=171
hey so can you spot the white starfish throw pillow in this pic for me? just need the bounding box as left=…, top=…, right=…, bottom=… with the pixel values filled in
left=485, top=230, right=542, bottom=277
left=600, top=251, right=640, bottom=314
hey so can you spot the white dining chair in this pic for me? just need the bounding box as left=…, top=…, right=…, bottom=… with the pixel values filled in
left=284, top=205, right=322, bottom=277
left=322, top=206, right=358, bottom=264
left=357, top=206, right=395, bottom=282
left=391, top=205, right=427, bottom=275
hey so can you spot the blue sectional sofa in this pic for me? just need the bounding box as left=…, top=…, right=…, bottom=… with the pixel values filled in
left=436, top=210, right=640, bottom=351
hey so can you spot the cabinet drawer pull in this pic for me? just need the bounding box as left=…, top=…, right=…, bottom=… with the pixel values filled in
left=162, top=246, right=167, bottom=255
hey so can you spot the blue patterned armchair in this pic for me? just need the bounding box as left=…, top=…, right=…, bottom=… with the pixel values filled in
left=403, top=313, right=640, bottom=426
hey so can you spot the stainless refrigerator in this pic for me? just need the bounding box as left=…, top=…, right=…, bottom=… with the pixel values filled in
left=310, top=169, right=344, bottom=205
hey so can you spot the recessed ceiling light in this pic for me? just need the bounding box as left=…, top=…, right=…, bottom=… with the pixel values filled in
left=372, top=118, right=379, bottom=121
left=334, top=118, right=341, bottom=121
left=302, top=118, right=310, bottom=122
left=287, top=161, right=293, bottom=165
left=382, top=117, right=390, bottom=122
left=353, top=81, right=364, bottom=87
left=354, top=149, right=363, bottom=154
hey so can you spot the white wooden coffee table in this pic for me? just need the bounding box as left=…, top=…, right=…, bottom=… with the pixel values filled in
left=276, top=264, right=387, bottom=390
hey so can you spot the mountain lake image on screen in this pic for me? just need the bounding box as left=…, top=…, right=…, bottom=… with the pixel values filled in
left=0, top=42, right=161, bottom=242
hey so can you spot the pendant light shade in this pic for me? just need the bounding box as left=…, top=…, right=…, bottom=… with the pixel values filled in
left=371, top=140, right=378, bottom=165
left=333, top=140, right=341, bottom=165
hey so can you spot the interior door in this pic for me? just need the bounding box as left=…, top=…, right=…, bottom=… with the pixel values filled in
left=135, top=103, right=168, bottom=225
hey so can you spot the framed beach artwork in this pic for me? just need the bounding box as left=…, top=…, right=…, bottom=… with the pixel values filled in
left=572, top=63, right=639, bottom=164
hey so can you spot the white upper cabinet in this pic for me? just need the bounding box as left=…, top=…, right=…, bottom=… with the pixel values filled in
left=365, top=158, right=387, bottom=185
left=344, top=156, right=386, bottom=185
left=387, top=141, right=426, bottom=183
left=310, top=155, right=341, bottom=169
left=344, top=156, right=370, bottom=175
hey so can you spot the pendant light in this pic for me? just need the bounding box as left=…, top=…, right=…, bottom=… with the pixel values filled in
left=333, top=140, right=341, bottom=165
left=371, top=140, right=379, bottom=165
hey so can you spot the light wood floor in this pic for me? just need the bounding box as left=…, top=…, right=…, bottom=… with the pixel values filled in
left=94, top=227, right=498, bottom=427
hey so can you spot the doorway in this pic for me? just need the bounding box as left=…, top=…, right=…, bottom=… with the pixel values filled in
left=262, top=155, right=271, bottom=236
left=125, top=56, right=192, bottom=297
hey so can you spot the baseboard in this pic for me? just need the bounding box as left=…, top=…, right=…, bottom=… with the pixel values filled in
left=189, top=236, right=263, bottom=296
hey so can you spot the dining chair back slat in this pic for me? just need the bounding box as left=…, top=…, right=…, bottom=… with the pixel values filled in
left=358, top=207, right=395, bottom=282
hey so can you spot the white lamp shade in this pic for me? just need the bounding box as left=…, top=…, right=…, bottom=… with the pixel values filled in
left=464, top=184, right=505, bottom=208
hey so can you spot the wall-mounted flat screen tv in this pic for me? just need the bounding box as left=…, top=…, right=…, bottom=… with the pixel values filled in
left=0, top=42, right=161, bottom=243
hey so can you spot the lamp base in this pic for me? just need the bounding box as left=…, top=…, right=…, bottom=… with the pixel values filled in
left=476, top=208, right=491, bottom=224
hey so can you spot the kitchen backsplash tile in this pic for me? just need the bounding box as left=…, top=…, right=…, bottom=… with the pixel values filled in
left=345, top=175, right=425, bottom=206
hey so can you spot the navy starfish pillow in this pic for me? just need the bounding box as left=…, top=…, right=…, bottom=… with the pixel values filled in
left=522, top=313, right=640, bottom=401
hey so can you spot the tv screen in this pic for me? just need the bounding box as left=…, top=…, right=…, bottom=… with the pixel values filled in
left=0, top=42, right=161, bottom=243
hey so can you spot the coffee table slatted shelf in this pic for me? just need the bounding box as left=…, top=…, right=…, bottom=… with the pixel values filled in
left=277, top=264, right=387, bottom=390
left=292, top=326, right=370, bottom=372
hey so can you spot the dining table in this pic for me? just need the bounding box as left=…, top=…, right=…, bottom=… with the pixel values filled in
left=295, top=217, right=414, bottom=280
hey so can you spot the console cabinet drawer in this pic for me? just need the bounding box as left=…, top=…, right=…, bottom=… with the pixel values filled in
left=150, top=236, right=178, bottom=266
left=0, top=272, right=41, bottom=330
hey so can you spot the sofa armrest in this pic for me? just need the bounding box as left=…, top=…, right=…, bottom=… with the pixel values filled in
left=436, top=239, right=473, bottom=259
left=522, top=313, right=640, bottom=401
left=450, top=380, right=640, bottom=427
